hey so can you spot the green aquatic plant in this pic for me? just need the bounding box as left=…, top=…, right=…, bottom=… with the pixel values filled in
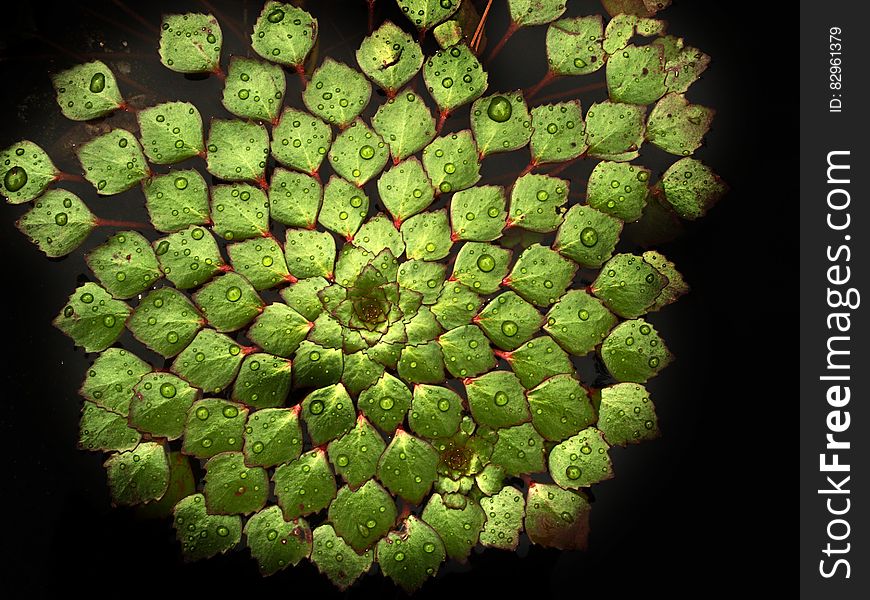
left=3, top=0, right=726, bottom=591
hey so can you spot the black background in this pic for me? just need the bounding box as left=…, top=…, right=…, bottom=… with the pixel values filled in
left=0, top=1, right=793, bottom=597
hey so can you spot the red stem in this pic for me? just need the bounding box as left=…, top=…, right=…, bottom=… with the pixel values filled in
left=547, top=154, right=585, bottom=177
left=295, top=64, right=308, bottom=89
left=526, top=70, right=557, bottom=101
left=367, top=0, right=375, bottom=34
left=54, top=172, right=85, bottom=183
left=486, top=22, right=518, bottom=63
left=94, top=218, right=150, bottom=229
left=211, top=66, right=226, bottom=81
left=436, top=109, right=450, bottom=134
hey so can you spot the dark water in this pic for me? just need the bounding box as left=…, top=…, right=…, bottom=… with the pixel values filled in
left=0, top=0, right=792, bottom=597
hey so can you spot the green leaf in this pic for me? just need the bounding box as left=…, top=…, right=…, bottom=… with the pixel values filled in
left=242, top=406, right=303, bottom=466
left=526, top=374, right=595, bottom=441
left=86, top=231, right=162, bottom=299
left=584, top=100, right=646, bottom=161
left=1, top=140, right=58, bottom=204
left=280, top=277, right=329, bottom=321
left=138, top=101, right=204, bottom=164
left=400, top=209, right=453, bottom=261
left=206, top=119, right=269, bottom=182
left=303, top=59, right=371, bottom=128
left=327, top=415, right=386, bottom=488
left=654, top=35, right=710, bottom=94
left=397, top=341, right=446, bottom=384
left=181, top=398, right=247, bottom=458
left=398, top=259, right=446, bottom=304
left=438, top=324, right=495, bottom=378
left=274, top=448, right=337, bottom=518
left=529, top=101, right=587, bottom=165
left=377, top=515, right=446, bottom=592
left=293, top=340, right=343, bottom=388
left=284, top=228, right=336, bottom=279
left=544, top=289, right=617, bottom=355
left=452, top=241, right=511, bottom=294
left=329, top=479, right=397, bottom=552
left=79, top=348, right=150, bottom=414
left=422, top=129, right=481, bottom=194
left=470, top=92, right=532, bottom=157
left=233, top=354, right=293, bottom=410
left=355, top=214, right=405, bottom=257
left=596, top=383, right=660, bottom=446
left=548, top=427, right=613, bottom=489
left=16, top=190, right=94, bottom=256
left=79, top=401, right=141, bottom=452
left=546, top=16, right=605, bottom=76
left=154, top=226, right=224, bottom=290
left=222, top=57, right=285, bottom=123
left=129, top=372, right=199, bottom=440
left=646, top=93, right=714, bottom=155
left=377, top=158, right=436, bottom=223
left=477, top=291, right=543, bottom=351
left=377, top=429, right=439, bottom=504
left=603, top=14, right=637, bottom=55
left=591, top=253, right=668, bottom=318
left=78, top=129, right=148, bottom=195
left=506, top=243, right=577, bottom=307
left=137, top=451, right=195, bottom=519
left=433, top=20, right=463, bottom=48
left=465, top=370, right=530, bottom=429
left=525, top=483, right=590, bottom=549
left=554, top=204, right=622, bottom=268
left=311, top=524, right=373, bottom=590
left=328, top=118, right=389, bottom=186
left=269, top=168, right=321, bottom=228
left=601, top=0, right=671, bottom=17
left=423, top=45, right=487, bottom=113
left=586, top=160, right=650, bottom=222
left=642, top=250, right=689, bottom=311
left=508, top=173, right=568, bottom=232
left=479, top=485, right=525, bottom=550
left=476, top=464, right=505, bottom=495
left=143, top=170, right=210, bottom=233
left=171, top=329, right=245, bottom=393
left=431, top=281, right=481, bottom=331
left=409, top=384, right=463, bottom=439
left=271, top=108, right=332, bottom=175
left=128, top=288, right=204, bottom=358
left=203, top=451, right=268, bottom=514
left=658, top=157, right=727, bottom=220
left=509, top=0, right=567, bottom=26
left=159, top=13, right=222, bottom=74
left=52, top=60, right=123, bottom=120
left=251, top=2, right=317, bottom=67
left=404, top=305, right=443, bottom=343
left=320, top=176, right=370, bottom=238
left=396, top=0, right=460, bottom=30
left=342, top=351, right=386, bottom=396
left=302, top=383, right=356, bottom=445
left=358, top=372, right=413, bottom=433
left=372, top=91, right=436, bottom=162
left=244, top=506, right=311, bottom=576
left=606, top=44, right=667, bottom=105
left=491, top=422, right=545, bottom=476
left=218, top=247, right=282, bottom=295
left=357, top=21, right=424, bottom=93
left=449, top=185, right=507, bottom=242
left=179, top=290, right=243, bottom=341
left=173, top=494, right=241, bottom=562
left=104, top=442, right=169, bottom=506
left=421, top=493, right=485, bottom=562
left=54, top=282, right=129, bottom=353
left=600, top=318, right=672, bottom=382
left=504, top=335, right=574, bottom=389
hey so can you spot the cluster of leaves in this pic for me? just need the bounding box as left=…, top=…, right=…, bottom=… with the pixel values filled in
left=2, top=0, right=726, bottom=592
